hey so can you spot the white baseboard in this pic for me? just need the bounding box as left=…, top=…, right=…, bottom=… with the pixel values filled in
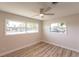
left=0, top=40, right=40, bottom=56
left=43, top=40, right=79, bottom=52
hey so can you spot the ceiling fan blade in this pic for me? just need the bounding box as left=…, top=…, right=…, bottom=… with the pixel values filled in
left=40, top=8, right=44, bottom=14
left=44, top=13, right=54, bottom=15
left=31, top=14, right=39, bottom=17
left=44, top=7, right=52, bottom=12
left=31, top=14, right=44, bottom=18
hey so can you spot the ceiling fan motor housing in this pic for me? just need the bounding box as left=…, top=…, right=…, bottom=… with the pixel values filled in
left=52, top=2, right=58, bottom=4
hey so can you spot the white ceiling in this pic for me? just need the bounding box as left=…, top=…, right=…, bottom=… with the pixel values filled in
left=0, top=2, right=79, bottom=20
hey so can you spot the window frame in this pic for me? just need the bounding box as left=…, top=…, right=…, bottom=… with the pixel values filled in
left=50, top=22, right=66, bottom=33
left=5, top=19, right=39, bottom=35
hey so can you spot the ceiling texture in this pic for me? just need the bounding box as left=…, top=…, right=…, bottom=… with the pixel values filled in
left=0, top=2, right=79, bottom=20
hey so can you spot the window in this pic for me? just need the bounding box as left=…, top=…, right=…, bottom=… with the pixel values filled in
left=50, top=22, right=66, bottom=33
left=6, top=20, right=39, bottom=35
left=26, top=22, right=38, bottom=33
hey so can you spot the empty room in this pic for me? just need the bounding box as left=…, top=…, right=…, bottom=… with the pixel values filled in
left=0, top=2, right=79, bottom=57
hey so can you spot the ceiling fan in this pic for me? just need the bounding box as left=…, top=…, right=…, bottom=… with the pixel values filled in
left=32, top=2, right=58, bottom=18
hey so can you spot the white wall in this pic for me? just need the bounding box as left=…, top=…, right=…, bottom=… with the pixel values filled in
left=1, top=10, right=79, bottom=56
left=0, top=11, right=42, bottom=56
left=43, top=14, right=79, bottom=52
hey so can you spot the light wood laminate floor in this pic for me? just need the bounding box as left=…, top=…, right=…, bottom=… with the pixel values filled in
left=3, top=42, right=79, bottom=57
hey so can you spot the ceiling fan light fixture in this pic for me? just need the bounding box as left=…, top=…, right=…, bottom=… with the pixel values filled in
left=40, top=13, right=44, bottom=17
